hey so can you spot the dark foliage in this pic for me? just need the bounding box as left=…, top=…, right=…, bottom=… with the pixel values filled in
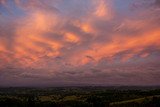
left=0, top=86, right=160, bottom=107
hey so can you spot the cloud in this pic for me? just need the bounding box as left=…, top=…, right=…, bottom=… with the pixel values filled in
left=155, top=0, right=160, bottom=6
left=0, top=0, right=160, bottom=86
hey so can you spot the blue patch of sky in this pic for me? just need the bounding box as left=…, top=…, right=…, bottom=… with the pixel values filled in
left=55, top=0, right=91, bottom=18
left=114, top=0, right=133, bottom=12
left=0, top=0, right=26, bottom=17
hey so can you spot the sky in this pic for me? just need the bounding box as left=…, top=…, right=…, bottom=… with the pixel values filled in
left=0, top=0, right=160, bottom=87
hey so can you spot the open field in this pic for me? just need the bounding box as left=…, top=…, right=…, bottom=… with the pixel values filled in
left=0, top=86, right=160, bottom=107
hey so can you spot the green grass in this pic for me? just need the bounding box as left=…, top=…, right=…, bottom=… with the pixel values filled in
left=110, top=95, right=160, bottom=106
left=63, top=95, right=78, bottom=101
left=39, top=96, right=53, bottom=102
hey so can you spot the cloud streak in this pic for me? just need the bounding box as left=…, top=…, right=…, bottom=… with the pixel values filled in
left=0, top=0, right=160, bottom=86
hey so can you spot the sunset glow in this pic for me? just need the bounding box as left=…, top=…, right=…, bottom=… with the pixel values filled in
left=0, top=0, right=160, bottom=86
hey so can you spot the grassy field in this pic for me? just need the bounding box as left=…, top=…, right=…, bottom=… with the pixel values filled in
left=0, top=86, right=160, bottom=107
left=110, top=95, right=160, bottom=106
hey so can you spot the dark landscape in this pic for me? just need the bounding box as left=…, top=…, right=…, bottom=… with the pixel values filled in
left=1, top=0, right=160, bottom=107
left=0, top=86, right=160, bottom=107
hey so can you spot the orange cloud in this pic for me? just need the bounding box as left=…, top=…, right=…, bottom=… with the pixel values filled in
left=0, top=0, right=159, bottom=69
left=1, top=0, right=160, bottom=86
left=94, top=0, right=113, bottom=20
left=69, top=28, right=160, bottom=65
left=64, top=32, right=80, bottom=43
left=80, top=23, right=93, bottom=33
left=0, top=41, right=6, bottom=52
left=140, top=53, right=149, bottom=58
left=10, top=10, right=63, bottom=67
